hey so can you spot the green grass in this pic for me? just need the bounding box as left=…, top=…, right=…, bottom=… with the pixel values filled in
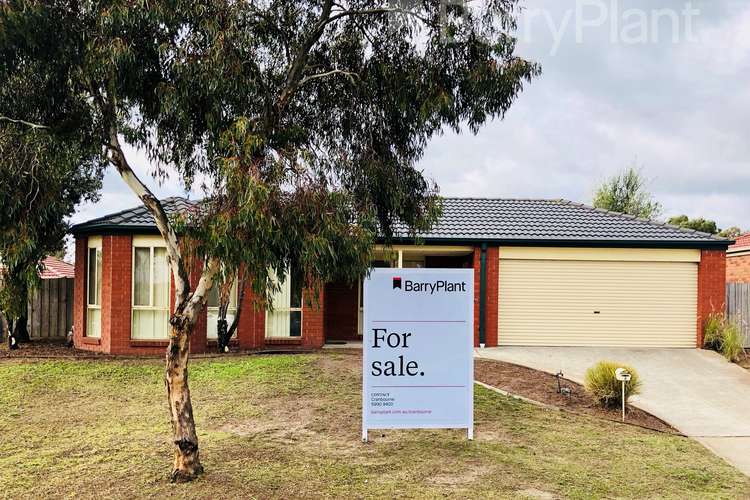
left=0, top=353, right=748, bottom=499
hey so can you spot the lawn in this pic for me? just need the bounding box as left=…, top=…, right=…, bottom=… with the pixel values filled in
left=0, top=352, right=748, bottom=499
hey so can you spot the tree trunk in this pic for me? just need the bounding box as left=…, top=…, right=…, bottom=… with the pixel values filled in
left=165, top=324, right=203, bottom=482
left=216, top=318, right=229, bottom=353
left=15, top=314, right=29, bottom=343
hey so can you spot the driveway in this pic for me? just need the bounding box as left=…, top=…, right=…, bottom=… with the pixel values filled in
left=476, top=347, right=750, bottom=476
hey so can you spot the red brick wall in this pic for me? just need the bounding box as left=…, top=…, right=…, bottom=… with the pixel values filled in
left=302, top=287, right=325, bottom=348
left=727, top=253, right=750, bottom=283
left=324, top=281, right=359, bottom=342
left=104, top=235, right=133, bottom=355
left=236, top=283, right=265, bottom=350
left=697, top=249, right=727, bottom=347
left=471, top=247, right=497, bottom=347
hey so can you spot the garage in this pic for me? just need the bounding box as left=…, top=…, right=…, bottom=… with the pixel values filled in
left=498, top=247, right=699, bottom=348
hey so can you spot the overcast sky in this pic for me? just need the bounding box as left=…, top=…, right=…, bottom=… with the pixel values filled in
left=72, top=0, right=750, bottom=233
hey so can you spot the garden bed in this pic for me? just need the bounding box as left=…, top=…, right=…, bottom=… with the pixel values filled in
left=474, top=358, right=677, bottom=434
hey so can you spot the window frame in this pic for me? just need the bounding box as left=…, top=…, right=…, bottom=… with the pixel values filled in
left=85, top=236, right=102, bottom=338
left=265, top=270, right=304, bottom=338
left=131, top=236, right=170, bottom=340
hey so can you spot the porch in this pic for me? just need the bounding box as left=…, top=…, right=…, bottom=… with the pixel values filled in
left=323, top=245, right=475, bottom=345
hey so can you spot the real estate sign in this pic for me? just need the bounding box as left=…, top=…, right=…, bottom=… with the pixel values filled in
left=362, top=268, right=474, bottom=441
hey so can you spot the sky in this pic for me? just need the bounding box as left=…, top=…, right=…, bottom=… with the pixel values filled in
left=71, top=0, right=750, bottom=236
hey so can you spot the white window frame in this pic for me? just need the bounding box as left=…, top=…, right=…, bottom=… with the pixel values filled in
left=265, top=269, right=304, bottom=338
left=131, top=235, right=170, bottom=340
left=86, top=236, right=102, bottom=338
left=207, top=277, right=239, bottom=340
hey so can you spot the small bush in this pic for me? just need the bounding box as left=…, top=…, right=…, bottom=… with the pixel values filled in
left=584, top=360, right=642, bottom=409
left=703, top=313, right=746, bottom=363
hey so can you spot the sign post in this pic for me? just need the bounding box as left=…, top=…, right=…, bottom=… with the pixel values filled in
left=362, top=268, right=474, bottom=441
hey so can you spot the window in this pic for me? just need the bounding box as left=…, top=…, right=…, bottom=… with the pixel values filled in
left=265, top=270, right=303, bottom=338
left=86, top=237, right=102, bottom=338
left=131, top=238, right=170, bottom=339
left=207, top=278, right=238, bottom=340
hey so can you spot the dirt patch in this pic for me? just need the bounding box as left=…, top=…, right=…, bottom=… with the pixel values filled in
left=475, top=358, right=677, bottom=434
left=431, top=464, right=491, bottom=486
left=737, top=353, right=750, bottom=370
left=0, top=339, right=100, bottom=359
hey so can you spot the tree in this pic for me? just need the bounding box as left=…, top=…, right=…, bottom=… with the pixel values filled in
left=719, top=226, right=743, bottom=239
left=0, top=126, right=103, bottom=348
left=0, top=1, right=539, bottom=481
left=593, top=167, right=662, bottom=220
left=668, top=215, right=719, bottom=235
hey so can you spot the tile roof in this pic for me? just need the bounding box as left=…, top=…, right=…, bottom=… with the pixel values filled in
left=39, top=256, right=75, bottom=279
left=71, top=197, right=198, bottom=234
left=729, top=233, right=750, bottom=251
left=393, top=198, right=729, bottom=245
left=71, top=196, right=731, bottom=248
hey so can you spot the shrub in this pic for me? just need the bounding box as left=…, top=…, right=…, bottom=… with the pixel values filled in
left=584, top=360, right=642, bottom=409
left=703, top=313, right=746, bottom=363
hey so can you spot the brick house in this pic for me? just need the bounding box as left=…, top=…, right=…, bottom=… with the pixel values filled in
left=727, top=233, right=750, bottom=283
left=70, top=197, right=731, bottom=355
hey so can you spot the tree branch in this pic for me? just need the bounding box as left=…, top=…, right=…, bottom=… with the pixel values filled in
left=183, top=258, right=221, bottom=325
left=105, top=126, right=191, bottom=308
left=326, top=6, right=433, bottom=26
left=227, top=268, right=248, bottom=338
left=298, top=69, right=359, bottom=87
left=0, top=116, right=50, bottom=130
left=275, top=2, right=432, bottom=115
left=276, top=0, right=335, bottom=112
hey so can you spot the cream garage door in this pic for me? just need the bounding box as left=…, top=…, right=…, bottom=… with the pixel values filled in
left=498, top=248, right=699, bottom=348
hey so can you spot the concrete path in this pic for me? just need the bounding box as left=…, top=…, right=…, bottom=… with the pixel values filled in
left=476, top=347, right=750, bottom=476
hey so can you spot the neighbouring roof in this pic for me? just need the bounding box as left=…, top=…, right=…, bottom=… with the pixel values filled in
left=39, top=256, right=75, bottom=279
left=729, top=233, right=750, bottom=252
left=70, top=196, right=732, bottom=249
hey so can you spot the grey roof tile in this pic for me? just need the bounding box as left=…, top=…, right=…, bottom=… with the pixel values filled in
left=71, top=196, right=730, bottom=246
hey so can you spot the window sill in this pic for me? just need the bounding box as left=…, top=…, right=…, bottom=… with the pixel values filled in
left=265, top=337, right=303, bottom=345
left=130, top=339, right=169, bottom=348
left=82, top=337, right=101, bottom=345
left=207, top=339, right=238, bottom=345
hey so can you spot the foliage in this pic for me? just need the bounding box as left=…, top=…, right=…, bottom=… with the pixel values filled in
left=703, top=313, right=745, bottom=363
left=593, top=167, right=662, bottom=220
left=584, top=360, right=642, bottom=409
left=0, top=126, right=103, bottom=322
left=0, top=0, right=540, bottom=303
left=668, top=215, right=719, bottom=235
left=719, top=226, right=744, bottom=239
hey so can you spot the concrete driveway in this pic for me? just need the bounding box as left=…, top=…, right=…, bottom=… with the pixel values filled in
left=476, top=347, right=750, bottom=476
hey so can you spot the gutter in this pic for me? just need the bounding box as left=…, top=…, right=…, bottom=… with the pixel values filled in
left=69, top=226, right=732, bottom=251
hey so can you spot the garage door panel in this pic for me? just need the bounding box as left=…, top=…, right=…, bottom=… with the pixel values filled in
left=498, top=259, right=697, bottom=348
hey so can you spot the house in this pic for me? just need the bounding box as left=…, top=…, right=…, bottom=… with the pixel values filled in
left=727, top=233, right=750, bottom=283
left=69, top=197, right=730, bottom=355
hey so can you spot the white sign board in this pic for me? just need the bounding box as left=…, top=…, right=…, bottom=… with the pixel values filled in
left=362, top=268, right=474, bottom=441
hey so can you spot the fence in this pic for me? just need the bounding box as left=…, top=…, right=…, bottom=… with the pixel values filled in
left=726, top=283, right=750, bottom=347
left=27, top=277, right=74, bottom=339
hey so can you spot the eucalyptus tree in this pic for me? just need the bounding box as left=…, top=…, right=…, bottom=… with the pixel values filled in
left=0, top=0, right=539, bottom=481
left=0, top=126, right=103, bottom=348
